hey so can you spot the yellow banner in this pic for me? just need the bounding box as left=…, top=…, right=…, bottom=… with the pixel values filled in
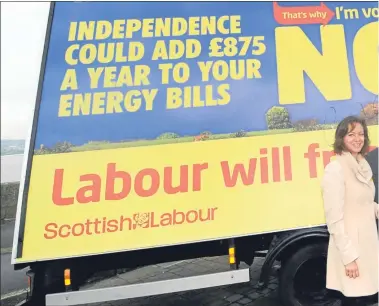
left=18, top=127, right=378, bottom=262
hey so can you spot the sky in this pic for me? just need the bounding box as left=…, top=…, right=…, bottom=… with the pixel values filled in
left=1, top=2, right=50, bottom=140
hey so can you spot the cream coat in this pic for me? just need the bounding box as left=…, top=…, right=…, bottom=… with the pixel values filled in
left=321, top=151, right=379, bottom=297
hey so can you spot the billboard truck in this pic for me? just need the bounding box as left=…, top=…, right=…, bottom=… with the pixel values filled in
left=12, top=1, right=378, bottom=306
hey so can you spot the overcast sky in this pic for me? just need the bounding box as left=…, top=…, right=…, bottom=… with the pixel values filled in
left=1, top=2, right=50, bottom=140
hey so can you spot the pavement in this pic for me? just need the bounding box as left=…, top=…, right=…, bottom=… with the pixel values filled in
left=0, top=253, right=280, bottom=306
left=80, top=257, right=281, bottom=306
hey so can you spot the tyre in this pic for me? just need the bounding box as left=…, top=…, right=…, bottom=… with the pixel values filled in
left=278, top=242, right=340, bottom=306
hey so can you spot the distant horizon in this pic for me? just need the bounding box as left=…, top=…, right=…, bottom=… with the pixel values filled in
left=1, top=138, right=25, bottom=141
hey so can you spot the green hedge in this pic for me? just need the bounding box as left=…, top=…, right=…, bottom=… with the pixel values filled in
left=1, top=182, right=20, bottom=221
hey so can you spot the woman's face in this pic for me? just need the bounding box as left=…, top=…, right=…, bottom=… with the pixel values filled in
left=343, top=123, right=365, bottom=155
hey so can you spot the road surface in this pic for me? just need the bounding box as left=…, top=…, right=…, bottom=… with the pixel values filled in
left=1, top=253, right=28, bottom=296
left=1, top=220, right=28, bottom=304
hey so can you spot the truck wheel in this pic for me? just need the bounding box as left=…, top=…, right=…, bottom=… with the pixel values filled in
left=278, top=242, right=339, bottom=306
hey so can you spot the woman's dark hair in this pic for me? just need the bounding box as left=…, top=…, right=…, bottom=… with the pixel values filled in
left=333, top=116, right=370, bottom=155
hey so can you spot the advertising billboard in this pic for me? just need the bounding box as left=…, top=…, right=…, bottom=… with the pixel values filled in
left=13, top=1, right=378, bottom=263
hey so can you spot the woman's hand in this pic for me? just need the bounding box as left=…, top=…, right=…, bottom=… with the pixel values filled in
left=345, top=260, right=359, bottom=278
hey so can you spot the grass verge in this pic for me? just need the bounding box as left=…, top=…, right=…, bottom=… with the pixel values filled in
left=70, top=129, right=294, bottom=152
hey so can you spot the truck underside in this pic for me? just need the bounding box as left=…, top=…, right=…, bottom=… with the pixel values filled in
left=16, top=226, right=337, bottom=306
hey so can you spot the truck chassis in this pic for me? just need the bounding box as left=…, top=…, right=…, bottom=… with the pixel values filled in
left=16, top=226, right=338, bottom=306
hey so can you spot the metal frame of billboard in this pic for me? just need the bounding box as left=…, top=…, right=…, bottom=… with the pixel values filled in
left=12, top=2, right=56, bottom=263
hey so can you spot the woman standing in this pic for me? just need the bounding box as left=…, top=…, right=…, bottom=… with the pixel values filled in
left=321, top=116, right=378, bottom=305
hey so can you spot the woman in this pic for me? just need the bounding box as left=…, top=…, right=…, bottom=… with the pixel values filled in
left=321, top=116, right=378, bottom=305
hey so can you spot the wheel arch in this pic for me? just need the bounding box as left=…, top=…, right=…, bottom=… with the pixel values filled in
left=258, top=226, right=329, bottom=286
